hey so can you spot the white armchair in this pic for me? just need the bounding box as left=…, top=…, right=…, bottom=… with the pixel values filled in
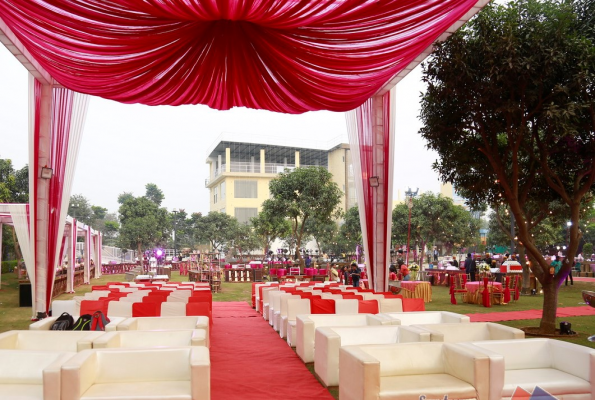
left=281, top=298, right=310, bottom=345
left=0, top=349, right=75, bottom=400
left=0, top=330, right=104, bottom=352
left=61, top=347, right=210, bottom=400
left=296, top=313, right=391, bottom=363
left=377, top=311, right=470, bottom=325
left=314, top=325, right=430, bottom=387
left=92, top=329, right=207, bottom=349
left=339, top=342, right=490, bottom=400
left=463, top=338, right=595, bottom=399
left=273, top=293, right=296, bottom=332
left=411, top=322, right=525, bottom=342
left=116, top=316, right=210, bottom=345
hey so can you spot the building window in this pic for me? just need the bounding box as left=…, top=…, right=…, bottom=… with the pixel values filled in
left=234, top=180, right=257, bottom=198
left=235, top=207, right=258, bottom=225
left=213, top=186, right=218, bottom=204
left=220, top=181, right=226, bottom=201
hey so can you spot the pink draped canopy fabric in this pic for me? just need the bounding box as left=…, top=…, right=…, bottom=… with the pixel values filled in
left=0, top=0, right=480, bottom=114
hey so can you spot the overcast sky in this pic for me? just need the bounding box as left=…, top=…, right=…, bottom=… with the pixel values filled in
left=0, top=43, right=442, bottom=216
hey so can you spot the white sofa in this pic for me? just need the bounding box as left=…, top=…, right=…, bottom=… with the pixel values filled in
left=296, top=313, right=391, bottom=363
left=29, top=316, right=124, bottom=332
left=61, top=347, right=210, bottom=400
left=411, top=322, right=525, bottom=342
left=339, top=342, right=490, bottom=400
left=0, top=349, right=75, bottom=400
left=273, top=292, right=296, bottom=332
left=92, top=329, right=207, bottom=349
left=378, top=311, right=470, bottom=325
left=261, top=286, right=279, bottom=321
left=314, top=325, right=430, bottom=387
left=0, top=330, right=104, bottom=352
left=463, top=338, right=595, bottom=399
left=116, top=316, right=210, bottom=343
left=282, top=298, right=310, bottom=345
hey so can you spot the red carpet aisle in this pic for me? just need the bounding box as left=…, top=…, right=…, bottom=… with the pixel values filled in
left=210, top=302, right=334, bottom=400
left=467, top=305, right=595, bottom=322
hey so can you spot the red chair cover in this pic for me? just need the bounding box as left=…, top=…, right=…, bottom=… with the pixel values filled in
left=186, top=302, right=213, bottom=327
left=482, top=277, right=491, bottom=308
left=142, top=295, right=167, bottom=303
left=132, top=302, right=161, bottom=317
left=92, top=285, right=108, bottom=291
left=341, top=294, right=364, bottom=300
left=449, top=275, right=457, bottom=305
left=514, top=275, right=521, bottom=301
left=503, top=276, right=511, bottom=303
left=310, top=299, right=336, bottom=314
left=357, top=300, right=379, bottom=314
left=80, top=300, right=107, bottom=316
left=402, top=298, right=425, bottom=312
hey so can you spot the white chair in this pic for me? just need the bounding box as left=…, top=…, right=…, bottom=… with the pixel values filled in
left=92, top=329, right=207, bottom=349
left=50, top=300, right=77, bottom=317
left=333, top=299, right=359, bottom=314
left=377, top=311, right=470, bottom=325
left=273, top=293, right=297, bottom=332
left=339, top=342, right=490, bottom=400
left=116, top=316, right=209, bottom=343
left=412, top=322, right=525, bottom=342
left=107, top=301, right=133, bottom=318
left=314, top=325, right=429, bottom=387
left=0, top=330, right=104, bottom=352
left=283, top=298, right=311, bottom=346
left=378, top=298, right=403, bottom=313
left=268, top=291, right=286, bottom=326
left=296, top=313, right=391, bottom=363
left=0, top=349, right=75, bottom=400
left=61, top=347, right=210, bottom=400
left=463, top=338, right=595, bottom=399
left=161, top=302, right=186, bottom=317
left=261, top=286, right=279, bottom=321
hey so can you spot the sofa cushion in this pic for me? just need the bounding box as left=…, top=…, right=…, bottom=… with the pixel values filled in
left=357, top=300, right=379, bottom=314
left=363, top=343, right=445, bottom=377
left=503, top=368, right=591, bottom=397
left=0, top=383, right=44, bottom=399
left=380, top=374, right=478, bottom=400
left=0, top=350, right=72, bottom=384
left=333, top=326, right=400, bottom=346
left=81, top=380, right=191, bottom=399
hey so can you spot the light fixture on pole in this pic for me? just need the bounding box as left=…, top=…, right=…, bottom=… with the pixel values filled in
left=404, top=187, right=418, bottom=265
left=40, top=166, right=53, bottom=179
left=369, top=176, right=380, bottom=187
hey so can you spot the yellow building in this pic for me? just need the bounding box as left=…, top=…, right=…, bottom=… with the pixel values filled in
left=205, top=133, right=355, bottom=224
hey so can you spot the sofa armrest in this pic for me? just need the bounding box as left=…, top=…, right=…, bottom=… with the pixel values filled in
left=550, top=339, right=595, bottom=385
left=91, top=331, right=120, bottom=349
left=0, top=331, right=17, bottom=348
left=191, top=329, right=208, bottom=348
left=29, top=316, right=59, bottom=330
left=441, top=312, right=471, bottom=323
left=374, top=313, right=401, bottom=325
left=339, top=346, right=380, bottom=400
left=114, top=317, right=137, bottom=331
left=190, top=347, right=210, bottom=400
left=314, top=327, right=342, bottom=386
left=61, top=350, right=98, bottom=400
left=44, top=352, right=76, bottom=400
left=398, top=325, right=432, bottom=343
left=296, top=316, right=315, bottom=363
left=366, top=314, right=391, bottom=326
left=443, top=343, right=492, bottom=400
left=486, top=323, right=525, bottom=340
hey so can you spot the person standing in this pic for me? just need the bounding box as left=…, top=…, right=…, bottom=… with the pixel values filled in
left=433, top=248, right=439, bottom=262
left=341, top=264, right=349, bottom=285
left=464, top=253, right=477, bottom=281
left=350, top=262, right=360, bottom=288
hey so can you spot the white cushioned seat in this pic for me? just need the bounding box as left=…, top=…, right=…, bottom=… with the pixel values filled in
left=314, top=325, right=430, bottom=387
left=339, top=342, right=490, bottom=400
left=107, top=301, right=133, bottom=318
left=377, top=310, right=470, bottom=325
left=161, top=302, right=187, bottom=316
left=116, top=316, right=209, bottom=344
left=273, top=293, right=296, bottom=332
left=333, top=299, right=359, bottom=314
left=296, top=313, right=391, bottom=363
left=411, top=322, right=525, bottom=342
left=92, top=329, right=207, bottom=349
left=61, top=347, right=210, bottom=400
left=0, top=330, right=104, bottom=352
left=282, top=298, right=310, bottom=346
left=0, top=349, right=75, bottom=400
left=463, top=338, right=595, bottom=399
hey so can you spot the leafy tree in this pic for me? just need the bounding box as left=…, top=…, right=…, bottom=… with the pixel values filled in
left=250, top=209, right=291, bottom=256
left=0, top=158, right=28, bottom=261
left=419, top=0, right=595, bottom=333
left=194, top=212, right=238, bottom=253
left=339, top=206, right=362, bottom=252
left=118, top=196, right=170, bottom=258
left=305, top=217, right=339, bottom=255
left=117, top=192, right=134, bottom=205
left=228, top=223, right=259, bottom=258
left=145, top=183, right=164, bottom=206
left=68, top=194, right=94, bottom=225
left=263, top=167, right=342, bottom=264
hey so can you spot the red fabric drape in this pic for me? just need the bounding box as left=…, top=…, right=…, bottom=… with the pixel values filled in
left=0, top=0, right=480, bottom=113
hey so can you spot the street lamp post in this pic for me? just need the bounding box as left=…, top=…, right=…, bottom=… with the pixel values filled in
left=404, top=188, right=418, bottom=265
left=172, top=209, right=179, bottom=260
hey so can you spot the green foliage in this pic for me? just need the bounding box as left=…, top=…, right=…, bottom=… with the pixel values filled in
left=117, top=192, right=134, bottom=205
left=68, top=194, right=94, bottom=225
left=582, top=242, right=593, bottom=257
left=1, top=260, right=18, bottom=274
left=0, top=159, right=28, bottom=203
left=419, top=0, right=595, bottom=333
left=251, top=209, right=291, bottom=254
left=145, top=183, right=164, bottom=206
left=263, top=167, right=342, bottom=261
left=305, top=217, right=338, bottom=254
left=117, top=195, right=170, bottom=255
left=340, top=206, right=362, bottom=250
left=193, top=212, right=238, bottom=252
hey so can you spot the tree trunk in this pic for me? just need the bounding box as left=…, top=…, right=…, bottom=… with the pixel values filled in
left=137, top=242, right=143, bottom=270
left=539, top=279, right=558, bottom=334
left=518, top=245, right=531, bottom=294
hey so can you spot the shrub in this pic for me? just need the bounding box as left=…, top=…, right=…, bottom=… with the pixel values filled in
left=1, top=260, right=18, bottom=274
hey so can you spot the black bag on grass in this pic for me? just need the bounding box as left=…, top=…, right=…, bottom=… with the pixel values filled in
left=50, top=312, right=74, bottom=330
left=71, top=314, right=93, bottom=331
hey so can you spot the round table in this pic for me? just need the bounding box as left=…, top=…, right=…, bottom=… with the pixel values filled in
left=464, top=281, right=502, bottom=304
left=400, top=281, right=432, bottom=303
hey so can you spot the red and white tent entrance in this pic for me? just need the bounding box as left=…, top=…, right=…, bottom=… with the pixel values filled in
left=0, top=0, right=489, bottom=315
